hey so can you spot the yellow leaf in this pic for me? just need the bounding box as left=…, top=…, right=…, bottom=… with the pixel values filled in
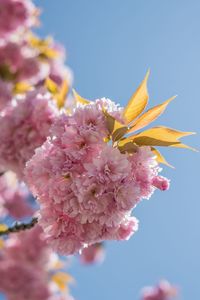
left=13, top=82, right=32, bottom=94
left=171, top=143, right=198, bottom=152
left=0, top=224, right=8, bottom=231
left=45, top=78, right=59, bottom=94
left=40, top=48, right=59, bottom=59
left=151, top=147, right=174, bottom=168
left=51, top=272, right=74, bottom=292
left=131, top=137, right=180, bottom=147
left=118, top=141, right=138, bottom=154
left=72, top=89, right=91, bottom=105
left=123, top=70, right=150, bottom=124
left=28, top=34, right=50, bottom=49
left=28, top=34, right=59, bottom=59
left=112, top=126, right=128, bottom=142
left=128, top=95, right=176, bottom=133
left=56, top=80, right=69, bottom=109
left=0, top=239, right=4, bottom=249
left=102, top=109, right=124, bottom=135
left=118, top=125, right=191, bottom=147
left=132, top=126, right=195, bottom=142
left=103, top=109, right=115, bottom=134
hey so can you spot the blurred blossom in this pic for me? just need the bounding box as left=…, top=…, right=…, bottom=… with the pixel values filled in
left=0, top=0, right=37, bottom=40
left=141, top=280, right=178, bottom=300
left=0, top=80, right=12, bottom=111
left=80, top=243, right=105, bottom=265
left=0, top=225, right=74, bottom=300
left=0, top=89, right=58, bottom=178
left=0, top=172, right=33, bottom=219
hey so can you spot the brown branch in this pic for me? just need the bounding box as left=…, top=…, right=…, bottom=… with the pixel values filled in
left=0, top=217, right=38, bottom=236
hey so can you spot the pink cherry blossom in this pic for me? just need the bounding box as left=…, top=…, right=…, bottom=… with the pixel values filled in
left=49, top=296, right=75, bottom=300
left=152, top=176, right=170, bottom=191
left=0, top=172, right=33, bottom=219
left=0, top=224, right=74, bottom=300
left=141, top=280, right=178, bottom=300
left=0, top=80, right=12, bottom=111
left=0, top=89, right=58, bottom=178
left=5, top=225, right=51, bottom=268
left=2, top=186, right=34, bottom=219
left=80, top=243, right=105, bottom=265
left=0, top=0, right=36, bottom=39
left=25, top=98, right=167, bottom=255
left=0, top=261, right=51, bottom=300
left=0, top=225, right=51, bottom=300
left=0, top=41, right=50, bottom=85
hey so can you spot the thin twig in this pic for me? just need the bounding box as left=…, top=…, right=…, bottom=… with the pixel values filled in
left=0, top=217, right=38, bottom=236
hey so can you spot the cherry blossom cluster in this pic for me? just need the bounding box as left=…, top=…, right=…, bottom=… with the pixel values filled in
left=0, top=0, right=73, bottom=113
left=0, top=225, right=74, bottom=300
left=0, top=89, right=58, bottom=178
left=25, top=99, right=169, bottom=255
left=141, top=280, right=178, bottom=300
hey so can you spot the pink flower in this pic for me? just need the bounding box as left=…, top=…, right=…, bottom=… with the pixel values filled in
left=25, top=99, right=168, bottom=255
left=49, top=296, right=75, bottom=300
left=0, top=262, right=50, bottom=300
left=0, top=225, right=52, bottom=300
left=3, top=186, right=34, bottom=219
left=152, top=176, right=170, bottom=191
left=0, top=41, right=49, bottom=84
left=0, top=0, right=36, bottom=39
left=0, top=224, right=74, bottom=300
left=0, top=80, right=12, bottom=111
left=0, top=89, right=58, bottom=178
left=129, top=146, right=163, bottom=199
left=80, top=243, right=105, bottom=265
left=141, top=280, right=178, bottom=300
left=0, top=42, right=23, bottom=74
left=0, top=172, right=33, bottom=219
left=84, top=146, right=131, bottom=183
left=5, top=225, right=51, bottom=268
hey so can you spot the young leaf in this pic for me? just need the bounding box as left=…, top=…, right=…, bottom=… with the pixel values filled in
left=13, top=82, right=32, bottom=94
left=123, top=70, right=150, bottom=124
left=171, top=143, right=198, bottom=152
left=132, top=126, right=195, bottom=142
left=118, top=141, right=138, bottom=154
left=0, top=224, right=8, bottom=231
left=103, top=109, right=124, bottom=135
left=117, top=125, right=189, bottom=147
left=112, top=126, right=128, bottom=142
left=28, top=34, right=59, bottom=59
left=51, top=272, right=74, bottom=292
left=128, top=95, right=176, bottom=133
left=56, top=80, right=69, bottom=109
left=151, top=147, right=174, bottom=168
left=45, top=78, right=58, bottom=94
left=127, top=136, right=180, bottom=147
left=0, top=238, right=4, bottom=249
left=72, top=89, right=91, bottom=105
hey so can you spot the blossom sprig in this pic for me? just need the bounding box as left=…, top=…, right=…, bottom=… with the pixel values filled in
left=24, top=71, right=195, bottom=255
left=74, top=70, right=196, bottom=167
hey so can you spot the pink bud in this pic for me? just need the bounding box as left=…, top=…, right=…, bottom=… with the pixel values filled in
left=152, top=176, right=170, bottom=191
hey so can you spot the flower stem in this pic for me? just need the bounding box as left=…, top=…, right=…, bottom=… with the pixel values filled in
left=0, top=217, right=38, bottom=236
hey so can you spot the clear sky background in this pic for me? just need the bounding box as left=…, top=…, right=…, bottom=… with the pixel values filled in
left=3, top=1, right=200, bottom=300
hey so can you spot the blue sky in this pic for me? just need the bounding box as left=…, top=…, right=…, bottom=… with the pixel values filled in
left=2, top=1, right=200, bottom=299
left=37, top=1, right=199, bottom=299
